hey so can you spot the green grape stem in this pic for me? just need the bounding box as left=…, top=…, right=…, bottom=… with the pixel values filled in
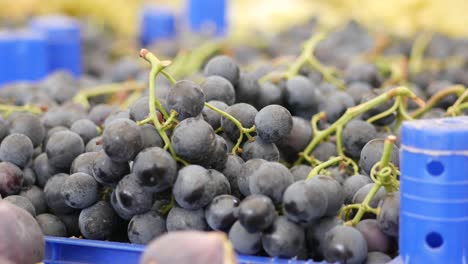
left=0, top=104, right=43, bottom=118
left=306, top=156, right=344, bottom=180
left=446, top=89, right=468, bottom=116
left=411, top=85, right=465, bottom=118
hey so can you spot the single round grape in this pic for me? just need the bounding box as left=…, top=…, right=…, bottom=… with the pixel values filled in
left=235, top=71, right=260, bottom=105
left=3, top=195, right=36, bottom=216
left=206, top=135, right=229, bottom=171
left=262, top=216, right=305, bottom=258
left=79, top=201, right=117, bottom=240
left=241, top=137, right=280, bottom=162
left=290, top=165, right=312, bottom=182
left=33, top=153, right=56, bottom=188
left=201, top=76, right=236, bottom=105
left=360, top=90, right=396, bottom=126
left=0, top=134, right=34, bottom=169
left=203, top=55, right=240, bottom=86
left=166, top=206, right=209, bottom=231
left=356, top=219, right=392, bottom=253
left=306, top=216, right=344, bottom=261
left=283, top=180, right=328, bottom=224
left=365, top=251, right=392, bottom=264
left=140, top=124, right=163, bottom=149
left=359, top=138, right=399, bottom=175
left=129, top=96, right=150, bottom=121
left=312, top=142, right=338, bottom=161
left=110, top=190, right=134, bottom=221
left=61, top=172, right=99, bottom=209
left=103, top=110, right=131, bottom=127
left=166, top=80, right=205, bottom=120
left=257, top=81, right=285, bottom=109
left=0, top=162, right=23, bottom=196
left=346, top=82, right=372, bottom=104
left=102, top=118, right=143, bottom=162
left=20, top=185, right=47, bottom=215
left=237, top=194, right=276, bottom=233
left=238, top=159, right=266, bottom=196
left=222, top=154, right=244, bottom=198
left=88, top=104, right=118, bottom=126
left=377, top=191, right=400, bottom=237
left=42, top=106, right=86, bottom=129
left=46, top=130, right=84, bottom=170
left=9, top=113, right=45, bottom=147
left=353, top=183, right=387, bottom=208
left=285, top=76, right=321, bottom=118
left=309, top=175, right=344, bottom=216
left=115, top=174, right=153, bottom=217
left=70, top=152, right=98, bottom=176
left=319, top=91, right=355, bottom=123
left=255, top=105, right=293, bottom=143
left=85, top=136, right=103, bottom=152
left=248, top=161, right=293, bottom=204
left=343, top=174, right=372, bottom=204
left=36, top=213, right=67, bottom=237
left=228, top=220, right=262, bottom=255
left=70, top=119, right=99, bottom=144
left=344, top=63, right=383, bottom=87
left=276, top=116, right=313, bottom=163
left=128, top=211, right=166, bottom=245
left=221, top=103, right=258, bottom=142
left=92, top=151, right=130, bottom=186
left=171, top=117, right=217, bottom=165
left=323, top=225, right=368, bottom=264
left=343, top=119, right=378, bottom=159
left=40, top=71, right=78, bottom=104
left=205, top=194, right=239, bottom=231
left=44, top=173, right=76, bottom=214
left=132, top=147, right=177, bottom=193
left=202, top=100, right=228, bottom=130
left=22, top=167, right=36, bottom=187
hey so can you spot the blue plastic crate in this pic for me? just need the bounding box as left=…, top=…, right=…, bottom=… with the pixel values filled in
left=44, top=236, right=327, bottom=264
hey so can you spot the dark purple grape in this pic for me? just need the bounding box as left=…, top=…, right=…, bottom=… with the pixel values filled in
left=344, top=63, right=383, bottom=87
left=22, top=167, right=36, bottom=187
left=356, top=219, right=392, bottom=253
left=204, top=55, right=240, bottom=86
left=276, top=116, right=313, bottom=163
left=353, top=183, right=387, bottom=208
left=241, top=137, right=279, bottom=162
left=102, top=118, right=143, bottom=162
left=249, top=161, right=293, bottom=204
left=88, top=104, right=118, bottom=126
left=262, top=216, right=305, bottom=258
left=306, top=216, right=344, bottom=261
left=36, top=213, right=67, bottom=237
left=40, top=71, right=78, bottom=104
left=359, top=138, right=399, bottom=175
left=61, top=172, right=99, bottom=209
left=323, top=225, right=368, bottom=264
left=312, top=142, right=338, bottom=161
left=201, top=76, right=235, bottom=105
left=129, top=96, right=149, bottom=121
left=255, top=105, right=293, bottom=143
left=235, top=71, right=260, bottom=105
left=237, top=194, right=276, bottom=233
left=140, top=124, right=163, bottom=149
left=205, top=194, right=240, bottom=231
left=346, top=82, right=372, bottom=104
left=166, top=206, right=209, bottom=231
left=283, top=180, right=328, bottom=224
left=238, top=159, right=266, bottom=196
left=33, top=153, right=57, bottom=188
left=57, top=212, right=81, bottom=237
left=0, top=162, right=23, bottom=196
left=228, top=220, right=262, bottom=255
left=115, top=174, right=153, bottom=217
left=343, top=119, right=378, bottom=159
left=9, top=113, right=45, bottom=147
left=70, top=119, right=99, bottom=144
left=44, top=173, right=76, bottom=214
left=285, top=76, right=321, bottom=119
left=0, top=134, right=34, bottom=169
left=309, top=175, right=345, bottom=216
left=257, top=81, right=285, bottom=109
left=20, top=185, right=47, bottom=214
left=42, top=106, right=86, bottom=129
left=343, top=174, right=372, bottom=204
left=319, top=91, right=355, bottom=123
left=166, top=80, right=205, bottom=120
left=128, top=211, right=166, bottom=244
left=221, top=103, right=258, bottom=142
left=377, top=191, right=400, bottom=237
left=202, top=100, right=228, bottom=130
left=86, top=136, right=103, bottom=152
left=92, top=151, right=130, bottom=186
left=79, top=201, right=117, bottom=240
left=70, top=152, right=99, bottom=176
left=221, top=154, right=244, bottom=198
left=110, top=190, right=133, bottom=221
left=290, top=165, right=312, bottom=182
left=3, top=195, right=36, bottom=216
left=207, top=135, right=229, bottom=171
left=46, top=130, right=84, bottom=170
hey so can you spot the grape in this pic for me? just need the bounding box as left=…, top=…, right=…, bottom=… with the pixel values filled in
left=365, top=251, right=392, bottom=264
left=103, top=110, right=131, bottom=127
left=173, top=165, right=229, bottom=210
left=128, top=211, right=167, bottom=244
left=202, top=100, right=228, bottom=130
left=108, top=57, right=141, bottom=82
left=132, top=147, right=177, bottom=193
left=201, top=76, right=236, bottom=105
left=0, top=117, right=9, bottom=142
left=228, top=220, right=262, bottom=255
left=309, top=175, right=345, bottom=216
left=359, top=138, right=399, bottom=175
left=343, top=174, right=372, bottom=204
left=323, top=225, right=368, bottom=264
left=204, top=55, right=240, bottom=86
left=46, top=130, right=85, bottom=171
left=306, top=216, right=344, bottom=261
left=44, top=173, right=76, bottom=214
left=255, top=105, right=293, bottom=143
left=221, top=154, right=244, bottom=198
left=40, top=71, right=78, bottom=104
left=0, top=134, right=34, bottom=169
left=86, top=136, right=104, bottom=152
left=235, top=71, right=260, bottom=105
left=262, top=216, right=305, bottom=258
left=241, top=137, right=280, bottom=162
left=22, top=167, right=36, bottom=187
left=285, top=76, right=321, bottom=118
left=356, top=219, right=392, bottom=253
left=290, top=165, right=312, bottom=181
left=312, top=142, right=338, bottom=161
left=283, top=180, right=328, bottom=224
left=206, top=135, right=229, bottom=171
left=221, top=103, right=258, bottom=142
left=88, top=104, right=119, bottom=126
left=237, top=194, right=276, bottom=232
left=171, top=117, right=217, bottom=165
left=140, top=124, right=163, bottom=149
left=238, top=158, right=266, bottom=196
left=3, top=195, right=36, bottom=216
left=353, top=183, right=387, bottom=208
left=0, top=162, right=23, bottom=196
left=377, top=191, right=400, bottom=237
left=141, top=231, right=236, bottom=264
left=205, top=194, right=239, bottom=231
left=61, top=172, right=99, bottom=209
left=319, top=91, right=355, bottom=123
left=276, top=116, right=313, bottom=162
left=257, top=81, right=285, bottom=108
left=36, top=213, right=68, bottom=237
left=79, top=201, right=117, bottom=240
left=92, top=151, right=130, bottom=186
left=110, top=190, right=134, bottom=220
left=318, top=82, right=339, bottom=95
left=249, top=161, right=293, bottom=204
left=129, top=96, right=150, bottom=121
left=57, top=212, right=81, bottom=237
left=343, top=119, right=378, bottom=159
left=70, top=152, right=99, bottom=176
left=360, top=90, right=396, bottom=126
left=344, top=63, right=383, bottom=87
left=166, top=206, right=209, bottom=231
left=33, top=153, right=57, bottom=188
left=70, top=119, right=100, bottom=144
left=42, top=106, right=86, bottom=129
left=20, top=185, right=47, bottom=214
left=346, top=82, right=372, bottom=104
left=0, top=201, right=44, bottom=264
left=9, top=113, right=45, bottom=147
left=166, top=80, right=205, bottom=121
left=115, top=174, right=153, bottom=216
left=102, top=118, right=143, bottom=162
left=426, top=80, right=457, bottom=108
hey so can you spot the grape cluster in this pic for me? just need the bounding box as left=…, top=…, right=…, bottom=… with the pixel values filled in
left=0, top=17, right=467, bottom=264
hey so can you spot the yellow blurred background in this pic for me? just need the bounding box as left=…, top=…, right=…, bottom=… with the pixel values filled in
left=1, top=0, right=467, bottom=38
